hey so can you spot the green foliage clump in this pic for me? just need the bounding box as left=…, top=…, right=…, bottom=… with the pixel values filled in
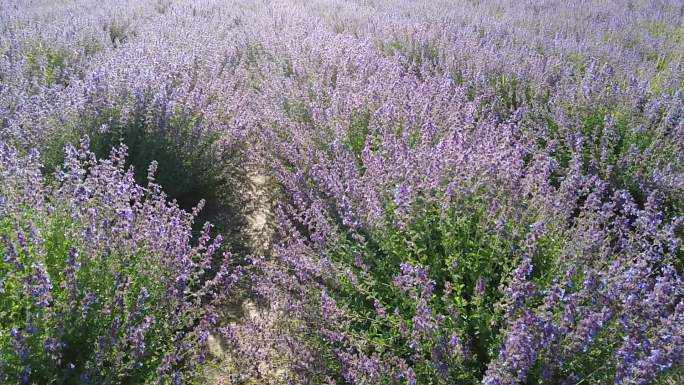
left=42, top=105, right=248, bottom=252
left=23, top=42, right=70, bottom=87
left=313, top=198, right=565, bottom=384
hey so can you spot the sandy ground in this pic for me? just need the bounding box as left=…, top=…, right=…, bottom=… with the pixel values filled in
left=245, top=172, right=272, bottom=254
left=201, top=167, right=293, bottom=384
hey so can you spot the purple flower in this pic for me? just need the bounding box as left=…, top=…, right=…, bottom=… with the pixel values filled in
left=373, top=299, right=387, bottom=319
left=79, top=371, right=91, bottom=383
left=82, top=291, right=97, bottom=317
left=474, top=277, right=487, bottom=297
left=484, top=311, right=558, bottom=385
left=320, top=290, right=340, bottom=323
left=64, top=247, right=80, bottom=300
left=11, top=328, right=29, bottom=361
left=28, top=262, right=52, bottom=308
left=394, top=183, right=411, bottom=211
left=20, top=366, right=31, bottom=385
left=127, top=316, right=156, bottom=355
left=504, top=256, right=537, bottom=316
left=44, top=337, right=64, bottom=353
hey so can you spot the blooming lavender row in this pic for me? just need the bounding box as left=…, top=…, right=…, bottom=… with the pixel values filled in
left=239, top=1, right=683, bottom=384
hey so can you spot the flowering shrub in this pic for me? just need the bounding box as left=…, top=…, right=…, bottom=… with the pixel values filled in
left=261, top=104, right=683, bottom=384
left=0, top=138, right=238, bottom=384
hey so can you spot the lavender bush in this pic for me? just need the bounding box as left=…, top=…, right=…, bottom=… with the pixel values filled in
left=0, top=138, right=239, bottom=384
left=259, top=88, right=683, bottom=383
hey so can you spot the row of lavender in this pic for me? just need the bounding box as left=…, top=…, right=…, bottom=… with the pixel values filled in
left=246, top=0, right=684, bottom=384
left=1, top=0, right=683, bottom=384
left=1, top=1, right=254, bottom=383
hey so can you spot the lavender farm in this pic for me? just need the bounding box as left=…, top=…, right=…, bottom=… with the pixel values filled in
left=1, top=1, right=683, bottom=384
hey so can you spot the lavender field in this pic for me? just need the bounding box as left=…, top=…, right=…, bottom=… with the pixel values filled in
left=1, top=0, right=683, bottom=384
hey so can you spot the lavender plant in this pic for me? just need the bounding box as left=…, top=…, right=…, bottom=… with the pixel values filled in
left=0, top=138, right=239, bottom=384
left=261, top=101, right=683, bottom=384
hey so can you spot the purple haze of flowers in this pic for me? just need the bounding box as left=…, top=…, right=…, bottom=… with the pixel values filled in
left=1, top=0, right=683, bottom=383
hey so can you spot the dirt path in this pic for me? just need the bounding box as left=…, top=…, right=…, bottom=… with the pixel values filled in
left=244, top=172, right=272, bottom=255
left=201, top=165, right=294, bottom=384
